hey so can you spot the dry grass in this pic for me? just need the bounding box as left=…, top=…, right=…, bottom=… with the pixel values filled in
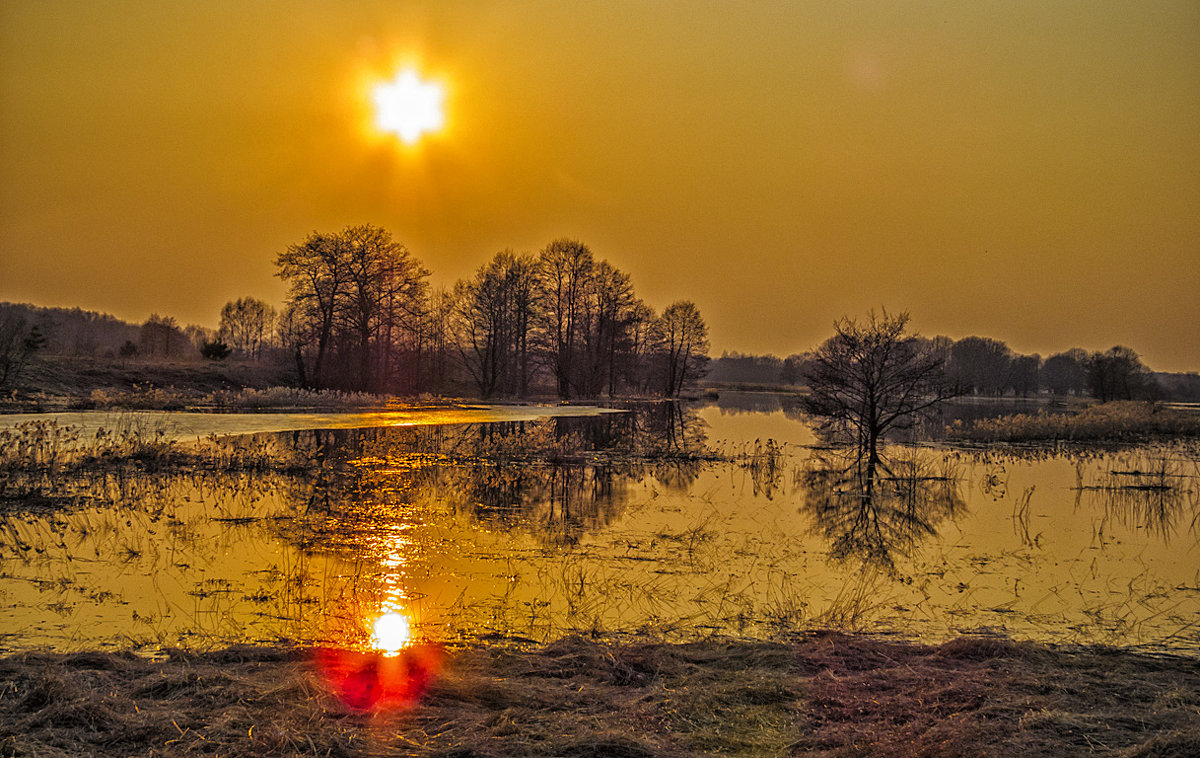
left=2, top=635, right=1197, bottom=757
left=947, top=401, right=1200, bottom=444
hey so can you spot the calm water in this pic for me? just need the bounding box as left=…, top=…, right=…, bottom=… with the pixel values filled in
left=2, top=402, right=1197, bottom=654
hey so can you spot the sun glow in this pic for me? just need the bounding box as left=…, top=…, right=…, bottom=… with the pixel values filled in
left=371, top=611, right=413, bottom=656
left=372, top=68, right=445, bottom=144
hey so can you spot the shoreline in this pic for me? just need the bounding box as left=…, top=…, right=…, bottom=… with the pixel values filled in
left=2, top=633, right=1197, bottom=756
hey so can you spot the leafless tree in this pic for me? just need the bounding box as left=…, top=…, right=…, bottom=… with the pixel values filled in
left=138, top=314, right=186, bottom=357
left=276, top=224, right=428, bottom=391
left=1042, top=348, right=1089, bottom=396
left=578, top=261, right=639, bottom=398
left=453, top=250, right=537, bottom=397
left=276, top=230, right=351, bottom=386
left=654, top=300, right=710, bottom=397
left=1087, top=346, right=1155, bottom=402
left=339, top=224, right=429, bottom=391
left=947, top=336, right=1013, bottom=395
left=534, top=239, right=594, bottom=399
left=218, top=296, right=276, bottom=359
left=803, top=310, right=956, bottom=488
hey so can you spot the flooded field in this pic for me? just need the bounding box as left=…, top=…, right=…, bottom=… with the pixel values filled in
left=2, top=400, right=1198, bottom=655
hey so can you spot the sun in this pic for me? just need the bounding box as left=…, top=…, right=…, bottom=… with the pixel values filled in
left=371, top=611, right=412, bottom=656
left=372, top=68, right=445, bottom=144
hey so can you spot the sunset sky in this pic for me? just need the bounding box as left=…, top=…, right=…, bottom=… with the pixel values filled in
left=1, top=1, right=1197, bottom=371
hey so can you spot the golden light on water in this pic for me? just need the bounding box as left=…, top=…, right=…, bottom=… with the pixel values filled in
left=372, top=68, right=445, bottom=144
left=371, top=610, right=413, bottom=656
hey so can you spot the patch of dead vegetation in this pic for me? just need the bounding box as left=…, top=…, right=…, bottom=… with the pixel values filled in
left=1, top=634, right=1197, bottom=757
left=947, top=401, right=1200, bottom=444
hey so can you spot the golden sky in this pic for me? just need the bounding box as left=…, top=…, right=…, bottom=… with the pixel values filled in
left=1, top=1, right=1198, bottom=370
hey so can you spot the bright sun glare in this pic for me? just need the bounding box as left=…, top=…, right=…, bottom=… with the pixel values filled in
left=371, top=611, right=412, bottom=656
left=372, top=68, right=444, bottom=144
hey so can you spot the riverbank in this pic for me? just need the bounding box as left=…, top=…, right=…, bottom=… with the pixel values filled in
left=2, top=634, right=1197, bottom=757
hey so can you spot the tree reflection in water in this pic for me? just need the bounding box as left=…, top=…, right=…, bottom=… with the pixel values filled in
left=799, top=449, right=965, bottom=571
left=287, top=402, right=710, bottom=551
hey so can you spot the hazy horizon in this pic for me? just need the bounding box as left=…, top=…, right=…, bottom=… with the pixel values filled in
left=2, top=2, right=1198, bottom=371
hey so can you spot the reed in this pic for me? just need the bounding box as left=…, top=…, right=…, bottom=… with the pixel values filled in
left=947, top=401, right=1200, bottom=444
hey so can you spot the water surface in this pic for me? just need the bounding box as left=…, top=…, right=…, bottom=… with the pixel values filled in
left=2, top=403, right=1197, bottom=655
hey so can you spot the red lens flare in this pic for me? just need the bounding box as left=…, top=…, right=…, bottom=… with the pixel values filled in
left=314, top=644, right=442, bottom=712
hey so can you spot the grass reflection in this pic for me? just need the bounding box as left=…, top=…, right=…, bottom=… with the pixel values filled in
left=1075, top=451, right=1200, bottom=544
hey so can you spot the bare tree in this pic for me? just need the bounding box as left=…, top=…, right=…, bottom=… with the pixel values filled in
left=420, top=286, right=456, bottom=394
left=138, top=314, right=186, bottom=357
left=947, top=336, right=1013, bottom=395
left=453, top=250, right=537, bottom=397
left=581, top=261, right=638, bottom=398
left=276, top=230, right=351, bottom=386
left=1087, top=346, right=1155, bottom=402
left=1008, top=354, right=1042, bottom=397
left=654, top=300, right=710, bottom=397
left=534, top=239, right=594, bottom=399
left=1042, top=349, right=1089, bottom=396
left=276, top=224, right=429, bottom=391
left=183, top=324, right=215, bottom=352
left=276, top=302, right=313, bottom=387
left=218, top=296, right=276, bottom=359
left=339, top=224, right=429, bottom=392
left=623, top=301, right=657, bottom=394
left=803, top=310, right=956, bottom=487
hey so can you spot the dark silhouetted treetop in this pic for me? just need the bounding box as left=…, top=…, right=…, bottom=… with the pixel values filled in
left=803, top=310, right=956, bottom=468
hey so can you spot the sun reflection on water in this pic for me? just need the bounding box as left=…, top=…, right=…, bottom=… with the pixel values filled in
left=371, top=610, right=412, bottom=655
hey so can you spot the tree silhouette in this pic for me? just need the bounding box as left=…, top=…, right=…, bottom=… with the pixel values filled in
left=654, top=300, right=710, bottom=397
left=803, top=310, right=956, bottom=488
left=453, top=250, right=537, bottom=397
left=276, top=224, right=429, bottom=391
left=1087, top=346, right=1155, bottom=402
left=218, top=296, right=276, bottom=359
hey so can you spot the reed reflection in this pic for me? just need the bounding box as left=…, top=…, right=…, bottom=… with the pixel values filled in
left=1075, top=453, right=1200, bottom=545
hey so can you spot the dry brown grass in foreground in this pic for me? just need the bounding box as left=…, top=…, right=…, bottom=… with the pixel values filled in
left=1, top=634, right=1198, bottom=757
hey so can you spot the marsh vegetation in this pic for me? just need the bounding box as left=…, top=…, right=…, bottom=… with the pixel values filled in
left=2, top=397, right=1199, bottom=754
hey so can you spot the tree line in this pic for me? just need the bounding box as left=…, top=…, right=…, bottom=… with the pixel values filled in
left=240, top=225, right=708, bottom=399
left=0, top=225, right=711, bottom=400
left=709, top=336, right=1200, bottom=403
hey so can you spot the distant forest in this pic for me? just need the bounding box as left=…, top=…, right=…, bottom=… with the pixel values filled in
left=707, top=338, right=1200, bottom=403
left=5, top=297, right=1197, bottom=403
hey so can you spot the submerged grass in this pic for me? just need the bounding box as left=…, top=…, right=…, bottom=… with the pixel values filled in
left=1, top=634, right=1197, bottom=757
left=0, top=418, right=319, bottom=511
